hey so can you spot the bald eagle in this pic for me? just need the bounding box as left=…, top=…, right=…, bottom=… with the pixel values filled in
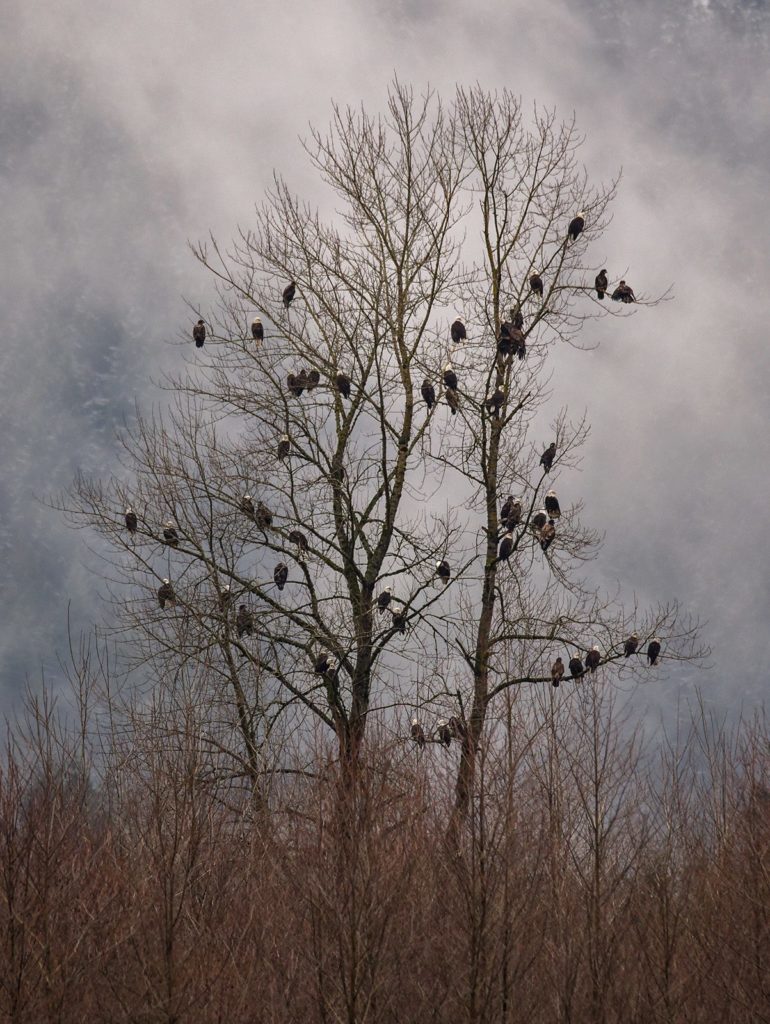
left=163, top=522, right=179, bottom=547
left=511, top=306, right=524, bottom=330
left=436, top=560, right=451, bottom=585
left=282, top=282, right=296, bottom=308
left=569, top=655, right=585, bottom=678
left=305, top=369, right=320, bottom=390
left=568, top=212, right=585, bottom=241
left=274, top=563, right=288, bottom=591
left=124, top=508, right=138, bottom=533
left=647, top=638, right=662, bottom=666
left=498, top=322, right=515, bottom=357
left=585, top=646, right=601, bottom=673
left=486, top=387, right=505, bottom=416
left=540, top=519, right=556, bottom=552
left=611, top=280, right=636, bottom=303
left=335, top=371, right=351, bottom=399
left=529, top=273, right=544, bottom=298
left=192, top=319, right=206, bottom=348
left=288, top=529, right=308, bottom=554
left=445, top=388, right=460, bottom=415
left=501, top=495, right=520, bottom=528
left=551, top=657, right=564, bottom=688
left=392, top=608, right=407, bottom=634
left=624, top=633, right=639, bottom=657
left=544, top=491, right=561, bottom=518
left=443, top=364, right=458, bottom=390
left=540, top=443, right=557, bottom=472
left=251, top=318, right=264, bottom=342
left=437, top=720, right=452, bottom=748
left=498, top=531, right=514, bottom=562
left=411, top=719, right=426, bottom=747
left=277, top=435, right=291, bottom=460
left=255, top=502, right=273, bottom=531
left=377, top=587, right=392, bottom=614
left=421, top=379, right=436, bottom=410
left=500, top=495, right=515, bottom=524
left=500, top=324, right=525, bottom=360
left=314, top=653, right=330, bottom=675
left=240, top=494, right=255, bottom=518
left=219, top=585, right=233, bottom=612
left=450, top=318, right=467, bottom=344
left=236, top=605, right=254, bottom=638
left=158, top=579, right=175, bottom=609
left=287, top=373, right=304, bottom=398
left=531, top=510, right=548, bottom=534
left=595, top=270, right=608, bottom=300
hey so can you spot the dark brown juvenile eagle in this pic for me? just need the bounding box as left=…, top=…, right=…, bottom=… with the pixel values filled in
left=611, top=280, right=636, bottom=303
left=486, top=387, right=505, bottom=416
left=551, top=657, right=564, bottom=688
left=236, top=605, right=254, bottom=638
left=255, top=502, right=273, bottom=531
left=273, top=562, right=288, bottom=591
left=540, top=520, right=556, bottom=552
left=540, top=442, right=557, bottom=472
left=437, top=720, right=452, bottom=747
left=288, top=529, right=309, bottom=554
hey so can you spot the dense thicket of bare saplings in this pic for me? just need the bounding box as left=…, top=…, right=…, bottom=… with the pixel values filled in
left=0, top=675, right=768, bottom=1024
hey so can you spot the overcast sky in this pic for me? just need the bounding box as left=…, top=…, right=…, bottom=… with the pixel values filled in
left=2, top=0, right=768, bottom=727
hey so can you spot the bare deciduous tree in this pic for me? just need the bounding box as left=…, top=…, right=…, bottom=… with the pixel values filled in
left=58, top=81, right=704, bottom=817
